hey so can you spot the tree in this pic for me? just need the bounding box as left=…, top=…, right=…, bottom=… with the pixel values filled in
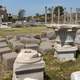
left=18, top=9, right=26, bottom=20
left=8, top=13, right=12, bottom=22
left=48, top=7, right=52, bottom=14
left=36, top=13, right=40, bottom=17
left=35, top=13, right=40, bottom=22
left=27, top=16, right=32, bottom=22
left=54, top=6, right=64, bottom=16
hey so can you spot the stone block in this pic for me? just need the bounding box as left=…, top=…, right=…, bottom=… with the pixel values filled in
left=46, top=30, right=56, bottom=40
left=0, top=47, right=12, bottom=54
left=0, top=37, right=6, bottom=42
left=71, top=71, right=80, bottom=80
left=38, top=41, right=53, bottom=53
left=54, top=46, right=77, bottom=62
left=2, top=52, right=17, bottom=70
left=20, top=37, right=40, bottom=44
left=25, top=44, right=39, bottom=50
left=12, top=49, right=45, bottom=80
left=0, top=42, right=8, bottom=48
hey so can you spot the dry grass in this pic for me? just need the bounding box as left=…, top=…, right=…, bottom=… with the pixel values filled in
left=0, top=26, right=47, bottom=37
left=43, top=52, right=80, bottom=80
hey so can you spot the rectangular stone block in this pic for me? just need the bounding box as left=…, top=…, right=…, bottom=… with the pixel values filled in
left=3, top=52, right=17, bottom=70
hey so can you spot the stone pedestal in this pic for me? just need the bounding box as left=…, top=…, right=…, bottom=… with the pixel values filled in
left=12, top=49, right=45, bottom=80
left=54, top=44, right=77, bottom=61
left=71, top=71, right=80, bottom=80
left=47, top=24, right=80, bottom=61
left=53, top=24, right=80, bottom=61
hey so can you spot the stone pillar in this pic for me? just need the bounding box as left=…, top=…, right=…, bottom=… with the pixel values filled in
left=70, top=8, right=72, bottom=24
left=58, top=7, right=60, bottom=24
left=51, top=6, right=54, bottom=24
left=64, top=8, right=66, bottom=24
left=45, top=6, right=47, bottom=24
left=75, top=8, right=78, bottom=24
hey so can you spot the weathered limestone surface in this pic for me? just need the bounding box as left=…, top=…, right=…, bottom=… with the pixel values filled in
left=38, top=40, right=53, bottom=53
left=0, top=42, right=8, bottom=48
left=3, top=52, right=17, bottom=70
left=25, top=43, right=39, bottom=50
left=49, top=24, right=80, bottom=61
left=19, top=37, right=40, bottom=44
left=8, top=39, right=25, bottom=52
left=0, top=37, right=6, bottom=42
left=71, top=71, right=80, bottom=80
left=0, top=47, right=12, bottom=54
left=12, top=49, right=45, bottom=80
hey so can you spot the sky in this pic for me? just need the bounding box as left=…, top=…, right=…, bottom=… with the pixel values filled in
left=0, top=0, right=80, bottom=16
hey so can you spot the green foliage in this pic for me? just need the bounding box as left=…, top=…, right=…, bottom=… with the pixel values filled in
left=18, top=9, right=26, bottom=20
left=43, top=52, right=80, bottom=80
left=54, top=6, right=64, bottom=16
left=0, top=26, right=47, bottom=37
left=48, top=8, right=52, bottom=13
left=35, top=13, right=40, bottom=17
left=2, top=72, right=12, bottom=80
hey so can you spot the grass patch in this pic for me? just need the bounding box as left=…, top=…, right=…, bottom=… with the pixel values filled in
left=43, top=52, right=80, bottom=80
left=0, top=26, right=80, bottom=80
left=0, top=26, right=47, bottom=37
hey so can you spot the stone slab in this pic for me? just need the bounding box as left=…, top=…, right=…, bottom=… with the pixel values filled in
left=54, top=50, right=76, bottom=62
left=71, top=71, right=80, bottom=80
left=3, top=52, right=17, bottom=60
left=12, top=49, right=45, bottom=80
left=25, top=44, right=39, bottom=50
left=38, top=41, right=53, bottom=53
left=0, top=37, right=6, bottom=42
left=0, top=47, right=12, bottom=55
left=0, top=42, right=8, bottom=48
left=9, top=39, right=25, bottom=51
left=20, top=37, right=40, bottom=44
left=3, top=52, right=17, bottom=70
